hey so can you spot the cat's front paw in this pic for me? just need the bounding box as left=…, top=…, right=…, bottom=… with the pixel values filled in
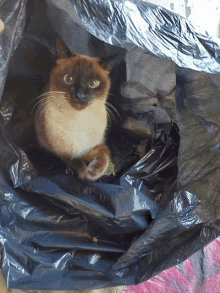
left=79, top=155, right=109, bottom=181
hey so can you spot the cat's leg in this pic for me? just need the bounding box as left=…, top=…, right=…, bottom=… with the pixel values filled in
left=80, top=143, right=110, bottom=181
left=62, top=144, right=110, bottom=181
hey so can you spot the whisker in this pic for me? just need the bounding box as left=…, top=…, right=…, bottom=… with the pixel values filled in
left=35, top=99, right=64, bottom=117
left=92, top=97, right=121, bottom=118
left=105, top=101, right=121, bottom=120
left=28, top=91, right=67, bottom=104
left=31, top=100, right=47, bottom=114
left=34, top=100, right=51, bottom=116
left=106, top=107, right=116, bottom=125
left=108, top=93, right=119, bottom=99
left=35, top=104, right=46, bottom=118
left=90, top=103, right=112, bottom=128
left=106, top=111, right=112, bottom=127
left=31, top=96, right=66, bottom=114
left=31, top=94, right=67, bottom=106
left=31, top=97, right=55, bottom=114
left=90, top=100, right=118, bottom=125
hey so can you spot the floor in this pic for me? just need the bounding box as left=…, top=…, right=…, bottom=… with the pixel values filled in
left=1, top=0, right=220, bottom=292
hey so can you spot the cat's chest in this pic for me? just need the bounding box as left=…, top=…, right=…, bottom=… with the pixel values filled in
left=45, top=102, right=107, bottom=156
left=66, top=109, right=106, bottom=138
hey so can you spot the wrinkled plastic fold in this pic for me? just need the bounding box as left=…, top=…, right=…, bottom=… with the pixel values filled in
left=47, top=0, right=220, bottom=74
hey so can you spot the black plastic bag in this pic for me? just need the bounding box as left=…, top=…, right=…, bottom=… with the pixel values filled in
left=0, top=0, right=220, bottom=291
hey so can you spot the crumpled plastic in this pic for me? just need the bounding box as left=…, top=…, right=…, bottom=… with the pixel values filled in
left=0, top=0, right=220, bottom=291
left=47, top=0, right=220, bottom=75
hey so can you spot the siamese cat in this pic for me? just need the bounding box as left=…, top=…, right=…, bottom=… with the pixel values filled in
left=34, top=37, right=117, bottom=181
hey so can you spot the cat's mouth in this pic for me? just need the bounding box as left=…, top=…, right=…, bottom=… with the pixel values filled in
left=68, top=95, right=93, bottom=109
left=72, top=96, right=92, bottom=104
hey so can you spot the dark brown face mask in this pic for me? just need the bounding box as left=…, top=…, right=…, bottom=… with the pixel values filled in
left=49, top=36, right=119, bottom=109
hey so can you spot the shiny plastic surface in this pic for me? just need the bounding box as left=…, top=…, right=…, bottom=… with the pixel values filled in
left=0, top=0, right=220, bottom=291
left=47, top=0, right=220, bottom=74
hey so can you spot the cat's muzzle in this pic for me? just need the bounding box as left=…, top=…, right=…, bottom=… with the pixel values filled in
left=71, top=87, right=90, bottom=104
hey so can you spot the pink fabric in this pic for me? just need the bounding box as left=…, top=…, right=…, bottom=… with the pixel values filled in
left=126, top=237, right=220, bottom=293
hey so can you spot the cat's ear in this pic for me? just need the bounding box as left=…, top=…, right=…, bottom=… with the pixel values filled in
left=55, top=36, right=77, bottom=61
left=99, top=54, right=119, bottom=71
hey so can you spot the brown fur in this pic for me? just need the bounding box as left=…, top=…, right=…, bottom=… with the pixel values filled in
left=34, top=38, right=115, bottom=181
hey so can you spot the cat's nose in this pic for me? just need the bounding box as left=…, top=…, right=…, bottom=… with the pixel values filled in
left=76, top=89, right=87, bottom=100
left=71, top=87, right=87, bottom=102
left=76, top=93, right=86, bottom=99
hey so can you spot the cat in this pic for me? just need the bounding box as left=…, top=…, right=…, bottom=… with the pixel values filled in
left=34, top=37, right=118, bottom=181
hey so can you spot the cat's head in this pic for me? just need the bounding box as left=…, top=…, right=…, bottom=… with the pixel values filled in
left=49, top=37, right=118, bottom=109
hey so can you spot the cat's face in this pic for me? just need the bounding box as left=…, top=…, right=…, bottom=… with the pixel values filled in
left=50, top=55, right=112, bottom=109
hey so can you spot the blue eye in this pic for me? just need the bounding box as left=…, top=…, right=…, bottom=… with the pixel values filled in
left=64, top=74, right=73, bottom=84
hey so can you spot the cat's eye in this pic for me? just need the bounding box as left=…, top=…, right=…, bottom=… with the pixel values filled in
left=89, top=80, right=100, bottom=88
left=64, top=74, right=73, bottom=84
